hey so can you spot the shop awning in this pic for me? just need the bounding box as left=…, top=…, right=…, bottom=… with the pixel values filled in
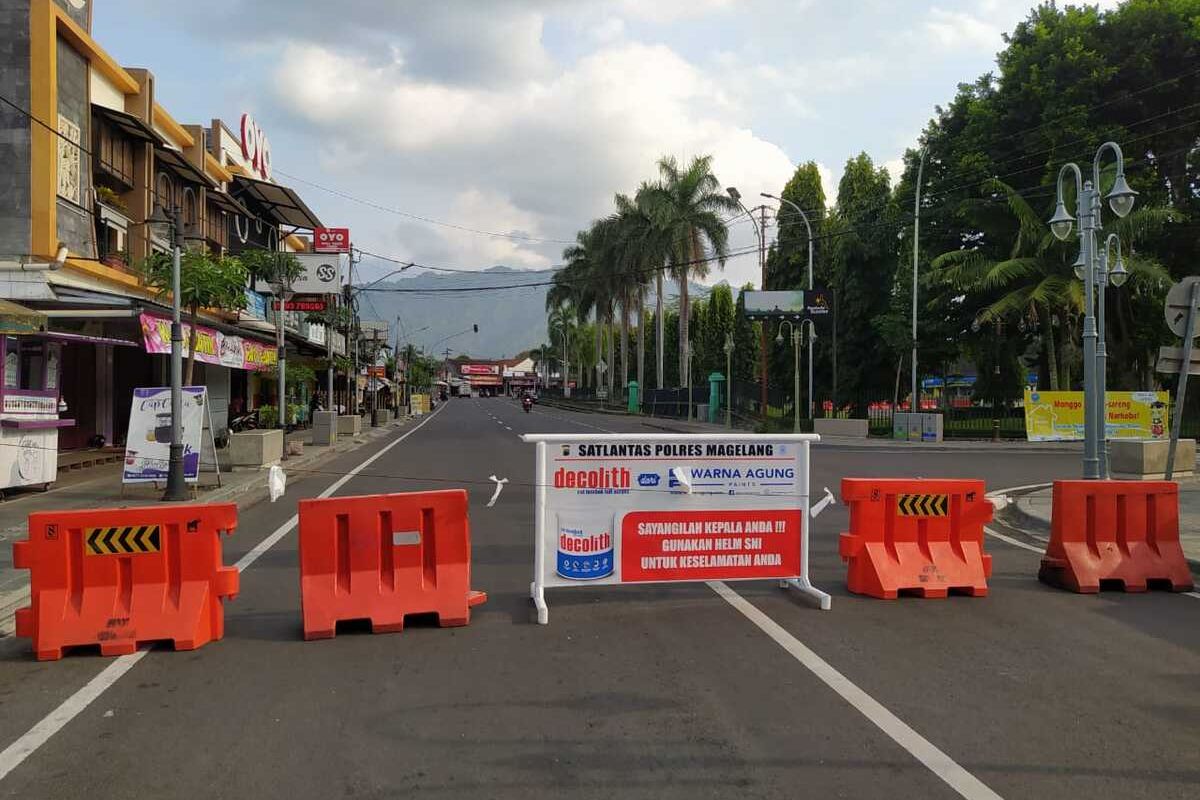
left=0, top=299, right=47, bottom=335
left=40, top=330, right=140, bottom=347
left=206, top=188, right=253, bottom=218
left=92, top=104, right=162, bottom=145
left=155, top=144, right=216, bottom=189
left=231, top=175, right=323, bottom=230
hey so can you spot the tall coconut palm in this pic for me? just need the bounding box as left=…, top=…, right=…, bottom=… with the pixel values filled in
left=933, top=178, right=1174, bottom=390
left=641, top=155, right=739, bottom=386
left=560, top=221, right=618, bottom=398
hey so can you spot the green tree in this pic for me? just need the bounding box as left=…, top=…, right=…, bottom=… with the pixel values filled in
left=140, top=250, right=247, bottom=384
left=826, top=153, right=900, bottom=402
left=641, top=155, right=740, bottom=385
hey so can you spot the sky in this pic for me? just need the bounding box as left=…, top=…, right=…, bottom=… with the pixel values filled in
left=95, top=0, right=1123, bottom=290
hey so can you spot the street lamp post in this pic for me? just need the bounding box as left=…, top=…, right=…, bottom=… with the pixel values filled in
left=1049, top=141, right=1138, bottom=480
left=1095, top=233, right=1128, bottom=477
left=761, top=192, right=817, bottom=419
left=775, top=321, right=800, bottom=433
left=146, top=204, right=190, bottom=501
left=724, top=333, right=734, bottom=429
left=727, top=187, right=768, bottom=415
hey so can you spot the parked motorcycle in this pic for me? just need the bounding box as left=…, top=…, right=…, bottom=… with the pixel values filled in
left=230, top=408, right=259, bottom=433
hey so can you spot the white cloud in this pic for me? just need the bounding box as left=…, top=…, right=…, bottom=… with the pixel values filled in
left=616, top=0, right=737, bottom=23
left=924, top=7, right=1004, bottom=52
left=271, top=39, right=793, bottom=287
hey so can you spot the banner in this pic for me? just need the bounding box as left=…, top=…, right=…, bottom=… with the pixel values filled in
left=522, top=434, right=833, bottom=625
left=292, top=253, right=346, bottom=295
left=123, top=387, right=206, bottom=483
left=139, top=312, right=275, bottom=371
left=1023, top=389, right=1169, bottom=441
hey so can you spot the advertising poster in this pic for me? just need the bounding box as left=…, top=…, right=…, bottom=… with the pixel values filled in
left=139, top=312, right=275, bottom=372
left=536, top=438, right=809, bottom=589
left=123, top=387, right=207, bottom=483
left=1023, top=389, right=1169, bottom=441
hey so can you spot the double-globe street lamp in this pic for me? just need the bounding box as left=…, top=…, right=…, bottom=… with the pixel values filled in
left=1049, top=141, right=1137, bottom=479
left=775, top=319, right=817, bottom=433
left=761, top=192, right=818, bottom=421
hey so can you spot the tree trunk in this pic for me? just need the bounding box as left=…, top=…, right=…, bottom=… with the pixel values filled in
left=594, top=313, right=602, bottom=393
left=656, top=272, right=664, bottom=389
left=185, top=309, right=199, bottom=385
left=678, top=276, right=689, bottom=388
left=637, top=291, right=645, bottom=403
left=620, top=293, right=629, bottom=397
left=606, top=312, right=615, bottom=400
left=1042, top=305, right=1059, bottom=391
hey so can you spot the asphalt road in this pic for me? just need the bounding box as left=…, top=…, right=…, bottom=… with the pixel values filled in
left=0, top=398, right=1197, bottom=799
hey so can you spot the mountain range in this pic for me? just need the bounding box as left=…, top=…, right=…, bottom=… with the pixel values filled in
left=356, top=266, right=712, bottom=359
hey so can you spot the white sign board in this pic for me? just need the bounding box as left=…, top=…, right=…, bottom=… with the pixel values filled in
left=292, top=253, right=347, bottom=295
left=521, top=433, right=830, bottom=623
left=122, top=387, right=207, bottom=483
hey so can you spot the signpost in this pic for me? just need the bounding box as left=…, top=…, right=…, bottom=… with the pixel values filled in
left=272, top=296, right=327, bottom=312
left=313, top=227, right=351, bottom=254
left=520, top=433, right=833, bottom=624
left=1158, top=278, right=1200, bottom=479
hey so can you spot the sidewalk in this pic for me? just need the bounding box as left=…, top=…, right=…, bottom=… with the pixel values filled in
left=0, top=413, right=421, bottom=634
left=997, top=477, right=1200, bottom=565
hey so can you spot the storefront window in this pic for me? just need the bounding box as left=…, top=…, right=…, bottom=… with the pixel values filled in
left=19, top=341, right=44, bottom=391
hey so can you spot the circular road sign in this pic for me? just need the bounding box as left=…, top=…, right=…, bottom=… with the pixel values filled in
left=1165, top=276, right=1200, bottom=338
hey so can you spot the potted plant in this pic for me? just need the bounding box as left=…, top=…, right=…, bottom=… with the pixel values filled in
left=95, top=185, right=128, bottom=214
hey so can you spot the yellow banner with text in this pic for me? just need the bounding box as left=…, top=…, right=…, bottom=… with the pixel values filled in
left=1023, top=389, right=1169, bottom=441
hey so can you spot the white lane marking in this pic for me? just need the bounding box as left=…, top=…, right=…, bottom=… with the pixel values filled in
left=983, top=526, right=1045, bottom=555
left=709, top=581, right=1005, bottom=800
left=0, top=402, right=447, bottom=783
left=1187, top=592, right=1200, bottom=600
left=0, top=652, right=147, bottom=781
left=504, top=426, right=512, bottom=431
left=237, top=402, right=445, bottom=571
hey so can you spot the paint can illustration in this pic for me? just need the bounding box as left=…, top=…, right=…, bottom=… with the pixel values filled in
left=556, top=512, right=614, bottom=580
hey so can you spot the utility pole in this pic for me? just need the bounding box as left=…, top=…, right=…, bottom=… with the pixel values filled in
left=911, top=148, right=927, bottom=415
left=758, top=204, right=768, bottom=413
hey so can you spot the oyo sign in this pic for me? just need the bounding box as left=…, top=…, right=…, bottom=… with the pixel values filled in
left=239, top=113, right=272, bottom=181
left=314, top=227, right=351, bottom=254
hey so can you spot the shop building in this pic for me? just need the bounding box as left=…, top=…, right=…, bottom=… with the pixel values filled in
left=0, top=0, right=342, bottom=461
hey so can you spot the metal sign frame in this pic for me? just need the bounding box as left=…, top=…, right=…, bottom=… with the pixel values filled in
left=520, top=432, right=831, bottom=624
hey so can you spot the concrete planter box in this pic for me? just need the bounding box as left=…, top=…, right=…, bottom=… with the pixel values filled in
left=337, top=415, right=362, bottom=436
left=814, top=418, right=869, bottom=439
left=228, top=429, right=283, bottom=469
left=311, top=410, right=338, bottom=446
left=1110, top=438, right=1195, bottom=480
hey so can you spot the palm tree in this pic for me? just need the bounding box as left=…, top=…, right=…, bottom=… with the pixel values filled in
left=559, top=222, right=617, bottom=397
left=933, top=178, right=1173, bottom=390
left=612, top=193, right=667, bottom=400
left=641, top=155, right=739, bottom=386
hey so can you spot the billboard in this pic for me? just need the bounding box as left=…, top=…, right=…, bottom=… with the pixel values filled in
left=313, top=227, right=351, bottom=254
left=292, top=253, right=346, bottom=295
left=742, top=288, right=831, bottom=320
left=460, top=364, right=499, bottom=375
left=1023, top=389, right=1169, bottom=441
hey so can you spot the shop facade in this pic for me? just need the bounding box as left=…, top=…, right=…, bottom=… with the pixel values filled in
left=0, top=0, right=341, bottom=456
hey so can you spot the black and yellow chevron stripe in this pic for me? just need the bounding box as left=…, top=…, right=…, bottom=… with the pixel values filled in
left=85, top=525, right=161, bottom=555
left=896, top=494, right=949, bottom=517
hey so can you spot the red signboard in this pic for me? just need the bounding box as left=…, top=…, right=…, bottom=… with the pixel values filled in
left=619, top=509, right=802, bottom=583
left=460, top=364, right=498, bottom=375
left=272, top=299, right=327, bottom=312
left=313, top=227, right=351, bottom=254
left=367, top=366, right=386, bottom=378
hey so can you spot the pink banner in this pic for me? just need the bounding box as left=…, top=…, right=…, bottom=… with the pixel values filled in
left=139, top=312, right=276, bottom=372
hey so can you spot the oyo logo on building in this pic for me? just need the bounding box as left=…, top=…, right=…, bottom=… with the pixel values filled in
left=239, top=113, right=272, bottom=181
left=314, top=227, right=351, bottom=254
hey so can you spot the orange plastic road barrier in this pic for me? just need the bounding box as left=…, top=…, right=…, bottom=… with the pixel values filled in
left=839, top=479, right=993, bottom=599
left=1039, top=480, right=1193, bottom=593
left=13, top=504, right=239, bottom=661
left=298, top=489, right=486, bottom=640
